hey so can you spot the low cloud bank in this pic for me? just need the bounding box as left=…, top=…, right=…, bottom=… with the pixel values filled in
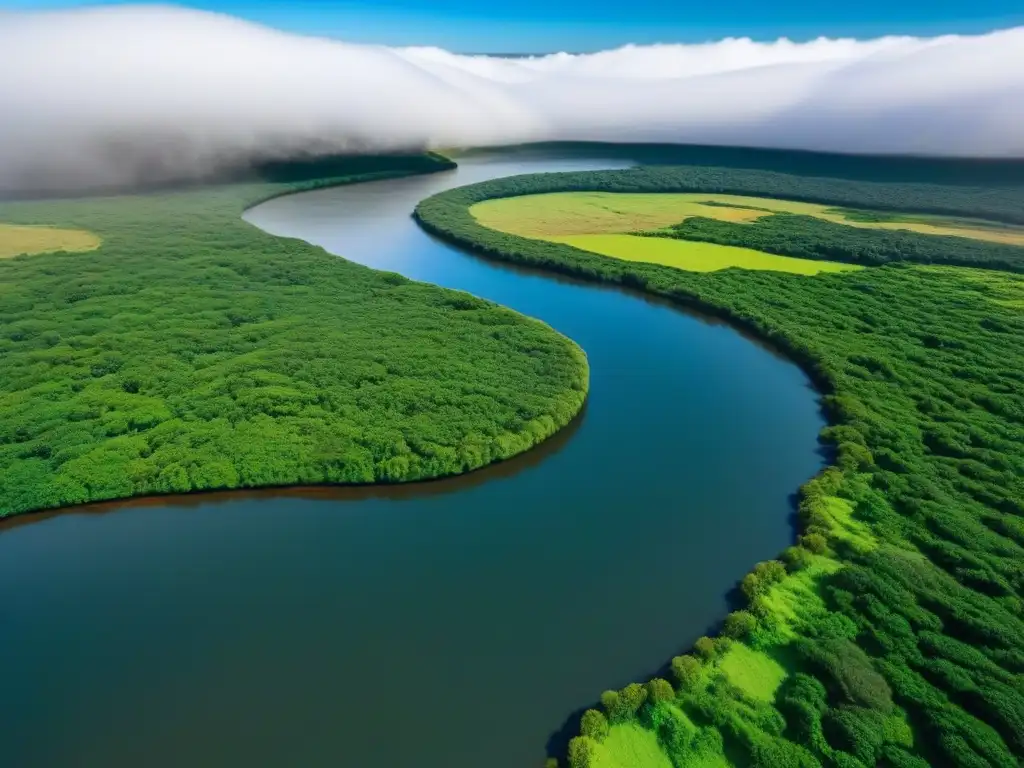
left=2, top=5, right=1023, bottom=192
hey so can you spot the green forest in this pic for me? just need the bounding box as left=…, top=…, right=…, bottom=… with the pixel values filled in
left=0, top=154, right=589, bottom=517
left=415, top=167, right=1024, bottom=768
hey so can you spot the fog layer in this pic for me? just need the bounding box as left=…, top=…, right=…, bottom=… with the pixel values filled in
left=3, top=5, right=1023, bottom=191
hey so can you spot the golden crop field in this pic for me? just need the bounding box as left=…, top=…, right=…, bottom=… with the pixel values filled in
left=0, top=224, right=101, bottom=259
left=472, top=192, right=1024, bottom=245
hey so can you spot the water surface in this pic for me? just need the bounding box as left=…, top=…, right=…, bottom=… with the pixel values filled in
left=0, top=149, right=825, bottom=767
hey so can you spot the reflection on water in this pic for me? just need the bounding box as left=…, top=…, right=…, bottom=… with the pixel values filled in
left=0, top=405, right=587, bottom=532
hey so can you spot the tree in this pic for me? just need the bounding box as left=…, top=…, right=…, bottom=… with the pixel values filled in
left=672, top=654, right=702, bottom=691
left=580, top=709, right=609, bottom=742
left=723, top=610, right=758, bottom=639
left=567, top=737, right=596, bottom=768
left=695, top=636, right=719, bottom=661
left=647, top=677, right=676, bottom=704
left=801, top=533, right=829, bottom=554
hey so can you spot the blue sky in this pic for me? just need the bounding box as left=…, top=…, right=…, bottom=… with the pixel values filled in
left=5, top=0, right=1024, bottom=51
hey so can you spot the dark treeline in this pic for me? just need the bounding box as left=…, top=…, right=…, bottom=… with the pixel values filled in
left=245, top=151, right=454, bottom=184
left=0, top=153, right=586, bottom=517
left=463, top=142, right=1024, bottom=186
left=0, top=151, right=457, bottom=202
left=648, top=214, right=1024, bottom=271
left=416, top=169, right=1024, bottom=767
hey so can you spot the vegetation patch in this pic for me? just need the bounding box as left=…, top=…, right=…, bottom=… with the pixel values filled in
left=416, top=164, right=1024, bottom=768
left=550, top=234, right=859, bottom=275
left=591, top=722, right=676, bottom=768
left=471, top=189, right=1024, bottom=274
left=718, top=643, right=788, bottom=703
left=0, top=154, right=590, bottom=517
left=0, top=223, right=101, bottom=258
left=471, top=192, right=764, bottom=237
left=472, top=191, right=1024, bottom=246
left=454, top=167, right=1024, bottom=271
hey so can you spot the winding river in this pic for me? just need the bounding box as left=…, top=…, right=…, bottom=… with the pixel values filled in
left=0, top=148, right=825, bottom=768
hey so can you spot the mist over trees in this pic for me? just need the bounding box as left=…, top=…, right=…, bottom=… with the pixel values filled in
left=3, top=6, right=1024, bottom=193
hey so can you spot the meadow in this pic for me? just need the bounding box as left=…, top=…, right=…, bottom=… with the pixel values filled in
left=471, top=191, right=1024, bottom=245
left=0, top=222, right=101, bottom=259
left=0, top=154, right=590, bottom=517
left=541, top=235, right=857, bottom=275
left=416, top=166, right=1024, bottom=768
left=471, top=191, right=1024, bottom=275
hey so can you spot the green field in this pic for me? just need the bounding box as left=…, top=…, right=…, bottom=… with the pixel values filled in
left=472, top=191, right=1024, bottom=245
left=416, top=166, right=1024, bottom=768
left=458, top=168, right=1024, bottom=272
left=549, top=233, right=859, bottom=275
left=718, top=643, right=788, bottom=703
left=471, top=193, right=860, bottom=274
left=471, top=190, right=1024, bottom=275
left=472, top=192, right=768, bottom=237
left=591, top=723, right=676, bottom=768
left=0, top=155, right=589, bottom=517
left=0, top=222, right=101, bottom=258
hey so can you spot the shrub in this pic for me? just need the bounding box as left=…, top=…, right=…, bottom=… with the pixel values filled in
left=647, top=677, right=676, bottom=704
left=742, top=561, right=789, bottom=601
left=579, top=709, right=609, bottom=742
left=723, top=610, right=759, bottom=639
left=823, top=705, right=889, bottom=765
left=800, top=639, right=893, bottom=711
left=566, top=736, right=596, bottom=768
left=619, top=683, right=649, bottom=719
left=801, top=533, right=829, bottom=554
left=671, top=654, right=702, bottom=691
left=778, top=673, right=830, bottom=755
left=782, top=545, right=815, bottom=572
left=695, top=636, right=718, bottom=661
left=600, top=690, right=620, bottom=716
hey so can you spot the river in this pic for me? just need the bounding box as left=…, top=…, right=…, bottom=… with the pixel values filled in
left=0, top=147, right=825, bottom=767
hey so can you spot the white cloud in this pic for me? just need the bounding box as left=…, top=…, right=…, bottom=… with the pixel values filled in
left=2, top=5, right=1022, bottom=192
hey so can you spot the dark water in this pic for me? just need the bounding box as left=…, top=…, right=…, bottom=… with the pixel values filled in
left=0, top=150, right=825, bottom=768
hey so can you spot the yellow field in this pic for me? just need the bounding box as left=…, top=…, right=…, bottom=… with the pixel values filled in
left=0, top=223, right=101, bottom=259
left=551, top=233, right=860, bottom=275
left=471, top=192, right=1024, bottom=246
left=472, top=192, right=765, bottom=237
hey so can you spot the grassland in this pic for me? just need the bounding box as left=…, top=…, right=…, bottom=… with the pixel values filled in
left=592, top=723, right=677, bottom=768
left=416, top=166, right=1024, bottom=768
left=457, top=167, right=1024, bottom=272
left=471, top=191, right=1024, bottom=275
left=547, top=234, right=858, bottom=275
left=471, top=191, right=1024, bottom=245
left=0, top=223, right=101, bottom=258
left=472, top=192, right=764, bottom=237
left=0, top=154, right=590, bottom=518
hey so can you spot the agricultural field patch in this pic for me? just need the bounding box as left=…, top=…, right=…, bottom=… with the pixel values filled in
left=0, top=223, right=101, bottom=258
left=472, top=191, right=1024, bottom=246
left=552, top=233, right=861, bottom=275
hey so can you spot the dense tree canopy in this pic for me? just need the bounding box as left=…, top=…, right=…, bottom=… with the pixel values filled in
left=416, top=166, right=1024, bottom=768
left=0, top=154, right=589, bottom=517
